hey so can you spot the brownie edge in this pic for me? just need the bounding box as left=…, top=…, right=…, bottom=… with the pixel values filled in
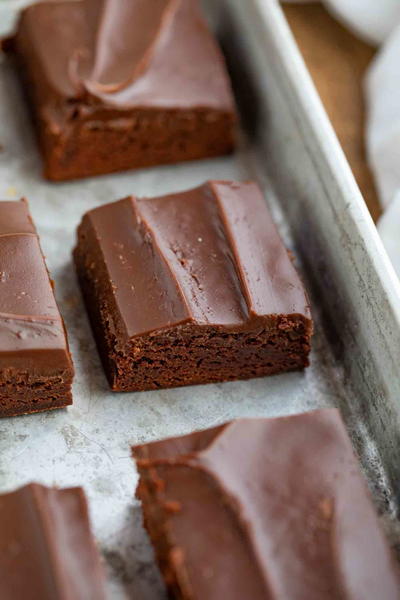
left=6, top=0, right=237, bottom=180
left=73, top=181, right=312, bottom=391
left=133, top=409, right=400, bottom=600
left=0, top=199, right=74, bottom=417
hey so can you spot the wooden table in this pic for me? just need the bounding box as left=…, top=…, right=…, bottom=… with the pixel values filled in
left=283, top=3, right=381, bottom=221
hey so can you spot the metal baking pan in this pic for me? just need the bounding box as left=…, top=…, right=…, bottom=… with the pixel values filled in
left=1, top=0, right=400, bottom=597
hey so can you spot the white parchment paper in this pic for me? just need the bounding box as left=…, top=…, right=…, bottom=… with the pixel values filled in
left=0, top=2, right=396, bottom=598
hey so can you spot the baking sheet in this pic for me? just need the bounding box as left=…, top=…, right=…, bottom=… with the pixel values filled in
left=0, top=1, right=399, bottom=598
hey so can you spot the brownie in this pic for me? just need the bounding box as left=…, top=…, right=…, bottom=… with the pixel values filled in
left=74, top=180, right=312, bottom=392
left=0, top=199, right=74, bottom=417
left=4, top=0, right=236, bottom=181
left=133, top=408, right=400, bottom=600
left=0, top=483, right=106, bottom=599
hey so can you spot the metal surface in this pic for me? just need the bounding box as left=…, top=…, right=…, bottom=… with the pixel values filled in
left=224, top=0, right=400, bottom=500
left=0, top=1, right=399, bottom=598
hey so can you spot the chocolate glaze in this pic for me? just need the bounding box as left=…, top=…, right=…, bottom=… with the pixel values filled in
left=11, top=0, right=235, bottom=111
left=5, top=0, right=236, bottom=181
left=0, top=483, right=105, bottom=600
left=134, top=409, right=400, bottom=599
left=0, top=199, right=72, bottom=374
left=76, top=181, right=312, bottom=342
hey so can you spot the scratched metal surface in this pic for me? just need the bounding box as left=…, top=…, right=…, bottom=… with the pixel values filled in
left=0, top=1, right=400, bottom=598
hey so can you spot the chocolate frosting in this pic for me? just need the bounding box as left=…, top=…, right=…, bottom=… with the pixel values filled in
left=0, top=483, right=105, bottom=599
left=76, top=181, right=311, bottom=341
left=134, top=409, right=400, bottom=599
left=0, top=199, right=72, bottom=373
left=13, top=0, right=235, bottom=111
left=77, top=0, right=181, bottom=94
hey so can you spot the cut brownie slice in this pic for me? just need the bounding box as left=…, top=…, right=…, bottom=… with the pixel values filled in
left=4, top=0, right=236, bottom=181
left=0, top=483, right=106, bottom=599
left=0, top=199, right=74, bottom=417
left=133, top=409, right=400, bottom=600
left=74, top=181, right=312, bottom=392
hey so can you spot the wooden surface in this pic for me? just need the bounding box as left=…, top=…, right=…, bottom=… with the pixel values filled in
left=283, top=3, right=381, bottom=221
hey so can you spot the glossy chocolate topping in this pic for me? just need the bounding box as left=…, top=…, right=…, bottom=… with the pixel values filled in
left=134, top=409, right=400, bottom=599
left=0, top=199, right=72, bottom=372
left=76, top=181, right=311, bottom=341
left=79, top=0, right=181, bottom=93
left=0, top=483, right=105, bottom=600
left=13, top=0, right=235, bottom=110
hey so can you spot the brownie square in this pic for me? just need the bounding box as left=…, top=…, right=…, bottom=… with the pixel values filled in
left=0, top=483, right=106, bottom=598
left=74, top=181, right=312, bottom=392
left=5, top=0, right=236, bottom=181
left=0, top=199, right=74, bottom=417
left=133, top=409, right=400, bottom=599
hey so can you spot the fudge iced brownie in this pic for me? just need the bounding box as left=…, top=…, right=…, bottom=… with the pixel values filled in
left=133, top=409, right=400, bottom=600
left=0, top=199, right=73, bottom=417
left=74, top=181, right=312, bottom=392
left=4, top=0, right=236, bottom=181
left=0, top=483, right=105, bottom=600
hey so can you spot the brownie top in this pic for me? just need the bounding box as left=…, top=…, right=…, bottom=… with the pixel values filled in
left=0, top=483, right=106, bottom=599
left=76, top=181, right=312, bottom=340
left=0, top=199, right=71, bottom=369
left=133, top=409, right=400, bottom=599
left=12, top=0, right=235, bottom=111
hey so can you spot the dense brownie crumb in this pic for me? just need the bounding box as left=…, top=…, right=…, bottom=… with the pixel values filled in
left=39, top=109, right=235, bottom=182
left=74, top=181, right=312, bottom=392
left=6, top=0, right=236, bottom=181
left=0, top=199, right=74, bottom=417
left=0, top=375, right=73, bottom=417
left=75, top=254, right=310, bottom=390
left=133, top=411, right=400, bottom=599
